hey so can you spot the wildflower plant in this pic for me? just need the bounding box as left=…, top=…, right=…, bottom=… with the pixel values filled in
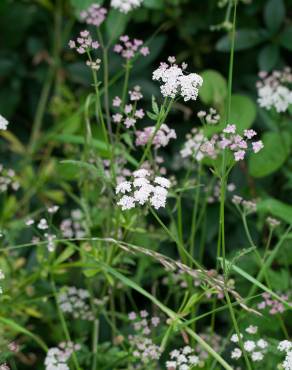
left=0, top=1, right=291, bottom=370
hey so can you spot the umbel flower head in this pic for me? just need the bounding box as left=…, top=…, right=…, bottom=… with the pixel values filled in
left=111, top=0, right=143, bottom=13
left=80, top=4, right=107, bottom=27
left=0, top=114, right=9, bottom=130
left=135, top=124, right=176, bottom=149
left=257, top=68, right=292, bottom=113
left=153, top=56, right=203, bottom=101
left=114, top=35, right=149, bottom=59
left=116, top=169, right=171, bottom=211
left=68, top=30, right=99, bottom=54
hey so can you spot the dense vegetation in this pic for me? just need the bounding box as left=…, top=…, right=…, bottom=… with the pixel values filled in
left=0, top=0, right=291, bottom=369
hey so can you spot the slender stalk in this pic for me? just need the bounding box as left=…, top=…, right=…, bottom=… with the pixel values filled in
left=50, top=277, right=81, bottom=370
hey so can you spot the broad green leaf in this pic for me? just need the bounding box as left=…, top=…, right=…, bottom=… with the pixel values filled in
left=258, top=44, right=279, bottom=71
left=280, top=26, right=292, bottom=51
left=257, top=198, right=292, bottom=224
left=248, top=132, right=289, bottom=177
left=198, top=70, right=227, bottom=107
left=144, top=0, right=164, bottom=9
left=216, top=29, right=267, bottom=52
left=106, top=10, right=129, bottom=43
left=264, top=0, right=285, bottom=33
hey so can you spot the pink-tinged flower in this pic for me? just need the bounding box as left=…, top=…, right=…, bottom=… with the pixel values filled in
left=135, top=109, right=144, bottom=119
left=223, top=124, right=236, bottom=134
left=113, top=35, right=149, bottom=60
left=68, top=40, right=76, bottom=49
left=136, top=124, right=176, bottom=149
left=69, top=30, right=100, bottom=54
left=244, top=129, right=257, bottom=139
left=234, top=150, right=246, bottom=161
left=92, top=41, right=99, bottom=49
left=252, top=140, right=264, bottom=153
left=112, top=113, right=123, bottom=123
left=140, top=46, right=150, bottom=56
left=124, top=104, right=132, bottom=114
left=129, top=86, right=143, bottom=101
left=112, top=96, right=122, bottom=107
left=80, top=4, right=107, bottom=27
left=124, top=117, right=136, bottom=128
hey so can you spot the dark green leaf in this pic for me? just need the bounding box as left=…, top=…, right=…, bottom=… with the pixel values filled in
left=216, top=29, right=267, bottom=52
left=106, top=10, right=129, bottom=43
left=264, top=0, right=285, bottom=34
left=280, top=26, right=292, bottom=51
left=257, top=198, right=292, bottom=224
left=258, top=44, right=279, bottom=71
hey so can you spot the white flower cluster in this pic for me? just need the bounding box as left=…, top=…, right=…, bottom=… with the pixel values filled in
left=58, top=286, right=96, bottom=321
left=0, top=165, right=19, bottom=193
left=180, top=128, right=211, bottom=161
left=128, top=310, right=162, bottom=365
left=116, top=169, right=171, bottom=211
left=166, top=346, right=200, bottom=370
left=197, top=107, right=220, bottom=125
left=111, top=0, right=143, bottom=13
left=0, top=269, right=4, bottom=294
left=153, top=57, right=203, bottom=101
left=0, top=115, right=9, bottom=130
left=278, top=340, right=292, bottom=370
left=257, top=68, right=292, bottom=113
left=60, top=209, right=86, bottom=239
left=232, top=195, right=257, bottom=215
left=230, top=326, right=268, bottom=363
left=44, top=341, right=80, bottom=370
left=0, top=364, right=10, bottom=370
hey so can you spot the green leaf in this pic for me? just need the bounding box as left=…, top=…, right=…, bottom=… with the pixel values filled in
left=216, top=29, right=267, bottom=52
left=143, top=0, right=164, bottom=9
left=198, top=70, right=227, bottom=107
left=258, top=44, right=279, bottom=71
left=54, top=244, right=76, bottom=265
left=106, top=10, right=129, bottom=43
left=280, top=26, right=292, bottom=51
left=248, top=132, right=289, bottom=177
left=264, top=0, right=285, bottom=34
left=257, top=198, right=292, bottom=224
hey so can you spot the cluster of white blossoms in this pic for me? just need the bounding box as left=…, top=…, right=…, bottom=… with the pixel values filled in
left=153, top=57, right=203, bottom=101
left=257, top=68, right=292, bottom=113
left=135, top=124, right=176, bottom=149
left=197, top=107, right=220, bottom=125
left=44, top=342, right=80, bottom=370
left=0, top=269, right=4, bottom=294
left=116, top=169, right=171, bottom=211
left=60, top=209, right=86, bottom=239
left=111, top=0, right=143, bottom=13
left=0, top=165, right=19, bottom=193
left=232, top=195, right=257, bottom=215
left=128, top=310, right=162, bottom=365
left=180, top=128, right=212, bottom=161
left=166, top=346, right=200, bottom=370
left=0, top=114, right=9, bottom=130
left=58, top=286, right=99, bottom=321
left=230, top=326, right=268, bottom=363
left=278, top=340, right=292, bottom=370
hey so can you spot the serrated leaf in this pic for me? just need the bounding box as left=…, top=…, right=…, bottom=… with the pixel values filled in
left=264, top=0, right=285, bottom=34
left=248, top=132, right=289, bottom=177
left=147, top=111, right=158, bottom=121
